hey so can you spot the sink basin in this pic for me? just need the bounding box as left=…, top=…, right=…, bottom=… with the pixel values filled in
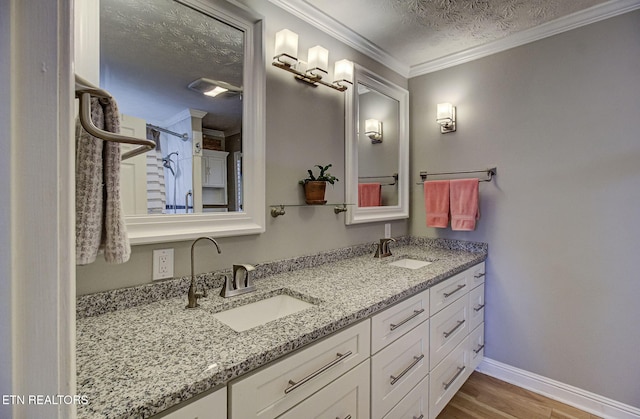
left=212, top=294, right=314, bottom=332
left=388, top=258, right=433, bottom=270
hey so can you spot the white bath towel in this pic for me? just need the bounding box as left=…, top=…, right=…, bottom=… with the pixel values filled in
left=76, top=97, right=131, bottom=265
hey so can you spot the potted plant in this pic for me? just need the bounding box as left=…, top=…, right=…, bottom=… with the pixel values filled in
left=299, top=164, right=339, bottom=205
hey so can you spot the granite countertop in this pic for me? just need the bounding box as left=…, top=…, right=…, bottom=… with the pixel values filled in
left=76, top=238, right=487, bottom=419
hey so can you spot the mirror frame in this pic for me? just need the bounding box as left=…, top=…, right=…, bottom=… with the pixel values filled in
left=124, top=0, right=266, bottom=244
left=345, top=66, right=409, bottom=225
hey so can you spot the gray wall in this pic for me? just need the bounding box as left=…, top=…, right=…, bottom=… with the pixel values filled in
left=76, top=1, right=408, bottom=295
left=409, top=10, right=640, bottom=408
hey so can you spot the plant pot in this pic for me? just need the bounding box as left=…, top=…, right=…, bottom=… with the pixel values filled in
left=303, top=181, right=327, bottom=205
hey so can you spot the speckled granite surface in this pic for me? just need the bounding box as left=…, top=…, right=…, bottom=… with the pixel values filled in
left=76, top=238, right=487, bottom=419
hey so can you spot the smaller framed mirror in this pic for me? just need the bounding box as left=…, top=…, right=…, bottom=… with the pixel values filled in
left=345, top=66, right=409, bottom=224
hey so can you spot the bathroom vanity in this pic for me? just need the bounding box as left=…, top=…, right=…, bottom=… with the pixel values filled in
left=75, top=238, right=486, bottom=418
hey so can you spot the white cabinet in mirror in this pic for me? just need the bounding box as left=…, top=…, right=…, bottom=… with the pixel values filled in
left=81, top=0, right=265, bottom=244
left=345, top=66, right=409, bottom=225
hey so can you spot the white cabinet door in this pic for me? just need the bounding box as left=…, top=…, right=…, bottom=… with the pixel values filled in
left=202, top=150, right=228, bottom=187
left=468, top=283, right=485, bottom=332
left=371, top=289, right=429, bottom=354
left=429, top=338, right=469, bottom=419
left=382, top=374, right=429, bottom=419
left=429, top=271, right=468, bottom=316
left=159, top=387, right=226, bottom=419
left=429, top=295, right=469, bottom=369
left=229, top=320, right=370, bottom=419
left=278, top=359, right=370, bottom=419
left=119, top=114, right=149, bottom=215
left=371, top=321, right=429, bottom=419
left=469, top=323, right=485, bottom=373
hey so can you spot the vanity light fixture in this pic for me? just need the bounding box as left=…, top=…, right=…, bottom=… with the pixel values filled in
left=188, top=78, right=242, bottom=98
left=365, top=119, right=383, bottom=143
left=272, top=29, right=353, bottom=92
left=436, top=103, right=456, bottom=133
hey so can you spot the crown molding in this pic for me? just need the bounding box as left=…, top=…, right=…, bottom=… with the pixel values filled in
left=269, top=0, right=640, bottom=80
left=268, top=0, right=410, bottom=77
left=409, top=0, right=640, bottom=77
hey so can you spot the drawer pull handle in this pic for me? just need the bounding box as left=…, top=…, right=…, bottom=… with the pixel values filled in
left=473, top=303, right=485, bottom=312
left=474, top=273, right=486, bottom=278
left=336, top=415, right=351, bottom=419
left=413, top=415, right=424, bottom=419
left=443, top=366, right=466, bottom=390
left=443, top=283, right=466, bottom=298
left=473, top=344, right=485, bottom=354
left=443, top=320, right=465, bottom=338
left=285, top=351, right=352, bottom=394
left=390, top=309, right=425, bottom=331
left=390, top=354, right=424, bottom=385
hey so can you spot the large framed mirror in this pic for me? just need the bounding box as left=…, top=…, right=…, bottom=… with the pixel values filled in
left=345, top=66, right=409, bottom=224
left=99, top=0, right=265, bottom=243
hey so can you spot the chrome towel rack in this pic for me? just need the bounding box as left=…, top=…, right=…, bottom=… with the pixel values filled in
left=359, top=173, right=398, bottom=186
left=75, top=74, right=156, bottom=160
left=417, top=167, right=497, bottom=184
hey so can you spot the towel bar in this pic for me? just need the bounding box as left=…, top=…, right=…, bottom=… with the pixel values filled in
left=416, top=167, right=496, bottom=184
left=75, top=74, right=156, bottom=160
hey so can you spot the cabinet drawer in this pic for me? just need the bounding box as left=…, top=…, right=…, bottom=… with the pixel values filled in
left=157, top=387, right=226, bottom=419
left=371, top=289, right=429, bottom=354
left=468, top=283, right=485, bottom=332
left=382, top=374, right=428, bottom=419
left=429, top=295, right=469, bottom=369
left=429, top=271, right=468, bottom=316
left=229, top=320, right=370, bottom=419
left=469, top=262, right=486, bottom=289
left=371, top=321, right=429, bottom=419
left=278, top=359, right=370, bottom=419
left=469, top=322, right=484, bottom=372
left=429, top=338, right=469, bottom=419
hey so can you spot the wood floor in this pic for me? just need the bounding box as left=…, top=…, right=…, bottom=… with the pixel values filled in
left=437, top=372, right=602, bottom=419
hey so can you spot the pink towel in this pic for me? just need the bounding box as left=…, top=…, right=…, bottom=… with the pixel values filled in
left=358, top=183, right=382, bottom=207
left=450, top=178, right=479, bottom=231
left=424, top=180, right=449, bottom=228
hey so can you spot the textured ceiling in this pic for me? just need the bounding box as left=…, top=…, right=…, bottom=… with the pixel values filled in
left=277, top=0, right=631, bottom=75
left=101, top=0, right=244, bottom=133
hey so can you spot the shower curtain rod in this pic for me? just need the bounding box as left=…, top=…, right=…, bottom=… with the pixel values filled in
left=146, top=124, right=189, bottom=141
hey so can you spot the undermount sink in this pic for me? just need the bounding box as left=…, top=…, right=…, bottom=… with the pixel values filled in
left=212, top=294, right=314, bottom=332
left=388, top=258, right=433, bottom=270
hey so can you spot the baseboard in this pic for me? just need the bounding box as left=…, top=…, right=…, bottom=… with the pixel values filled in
left=477, top=358, right=640, bottom=419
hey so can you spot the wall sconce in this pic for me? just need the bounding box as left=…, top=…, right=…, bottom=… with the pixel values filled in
left=436, top=103, right=456, bottom=133
left=188, top=78, right=242, bottom=98
left=365, top=119, right=383, bottom=143
left=272, top=29, right=353, bottom=92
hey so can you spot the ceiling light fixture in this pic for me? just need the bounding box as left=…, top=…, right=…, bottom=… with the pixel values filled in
left=188, top=78, right=242, bottom=98
left=272, top=29, right=353, bottom=92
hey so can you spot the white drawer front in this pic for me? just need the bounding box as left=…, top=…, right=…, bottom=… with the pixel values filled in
left=229, top=320, right=370, bottom=419
left=160, top=387, right=226, bottom=419
left=469, top=262, right=486, bottom=289
left=469, top=322, right=484, bottom=372
left=278, top=359, right=370, bottom=419
left=429, top=271, right=468, bottom=316
left=429, top=295, right=469, bottom=369
left=468, top=283, right=485, bottom=332
left=371, top=289, right=429, bottom=354
left=429, top=338, right=469, bottom=419
left=371, top=321, right=429, bottom=419
left=382, top=374, right=429, bottom=419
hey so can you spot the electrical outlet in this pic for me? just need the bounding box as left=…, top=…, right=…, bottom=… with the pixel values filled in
left=152, top=248, right=174, bottom=280
left=384, top=223, right=391, bottom=238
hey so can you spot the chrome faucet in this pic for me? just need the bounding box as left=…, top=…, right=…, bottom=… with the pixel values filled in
left=374, top=238, right=396, bottom=258
left=220, top=263, right=257, bottom=298
left=186, top=236, right=221, bottom=309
